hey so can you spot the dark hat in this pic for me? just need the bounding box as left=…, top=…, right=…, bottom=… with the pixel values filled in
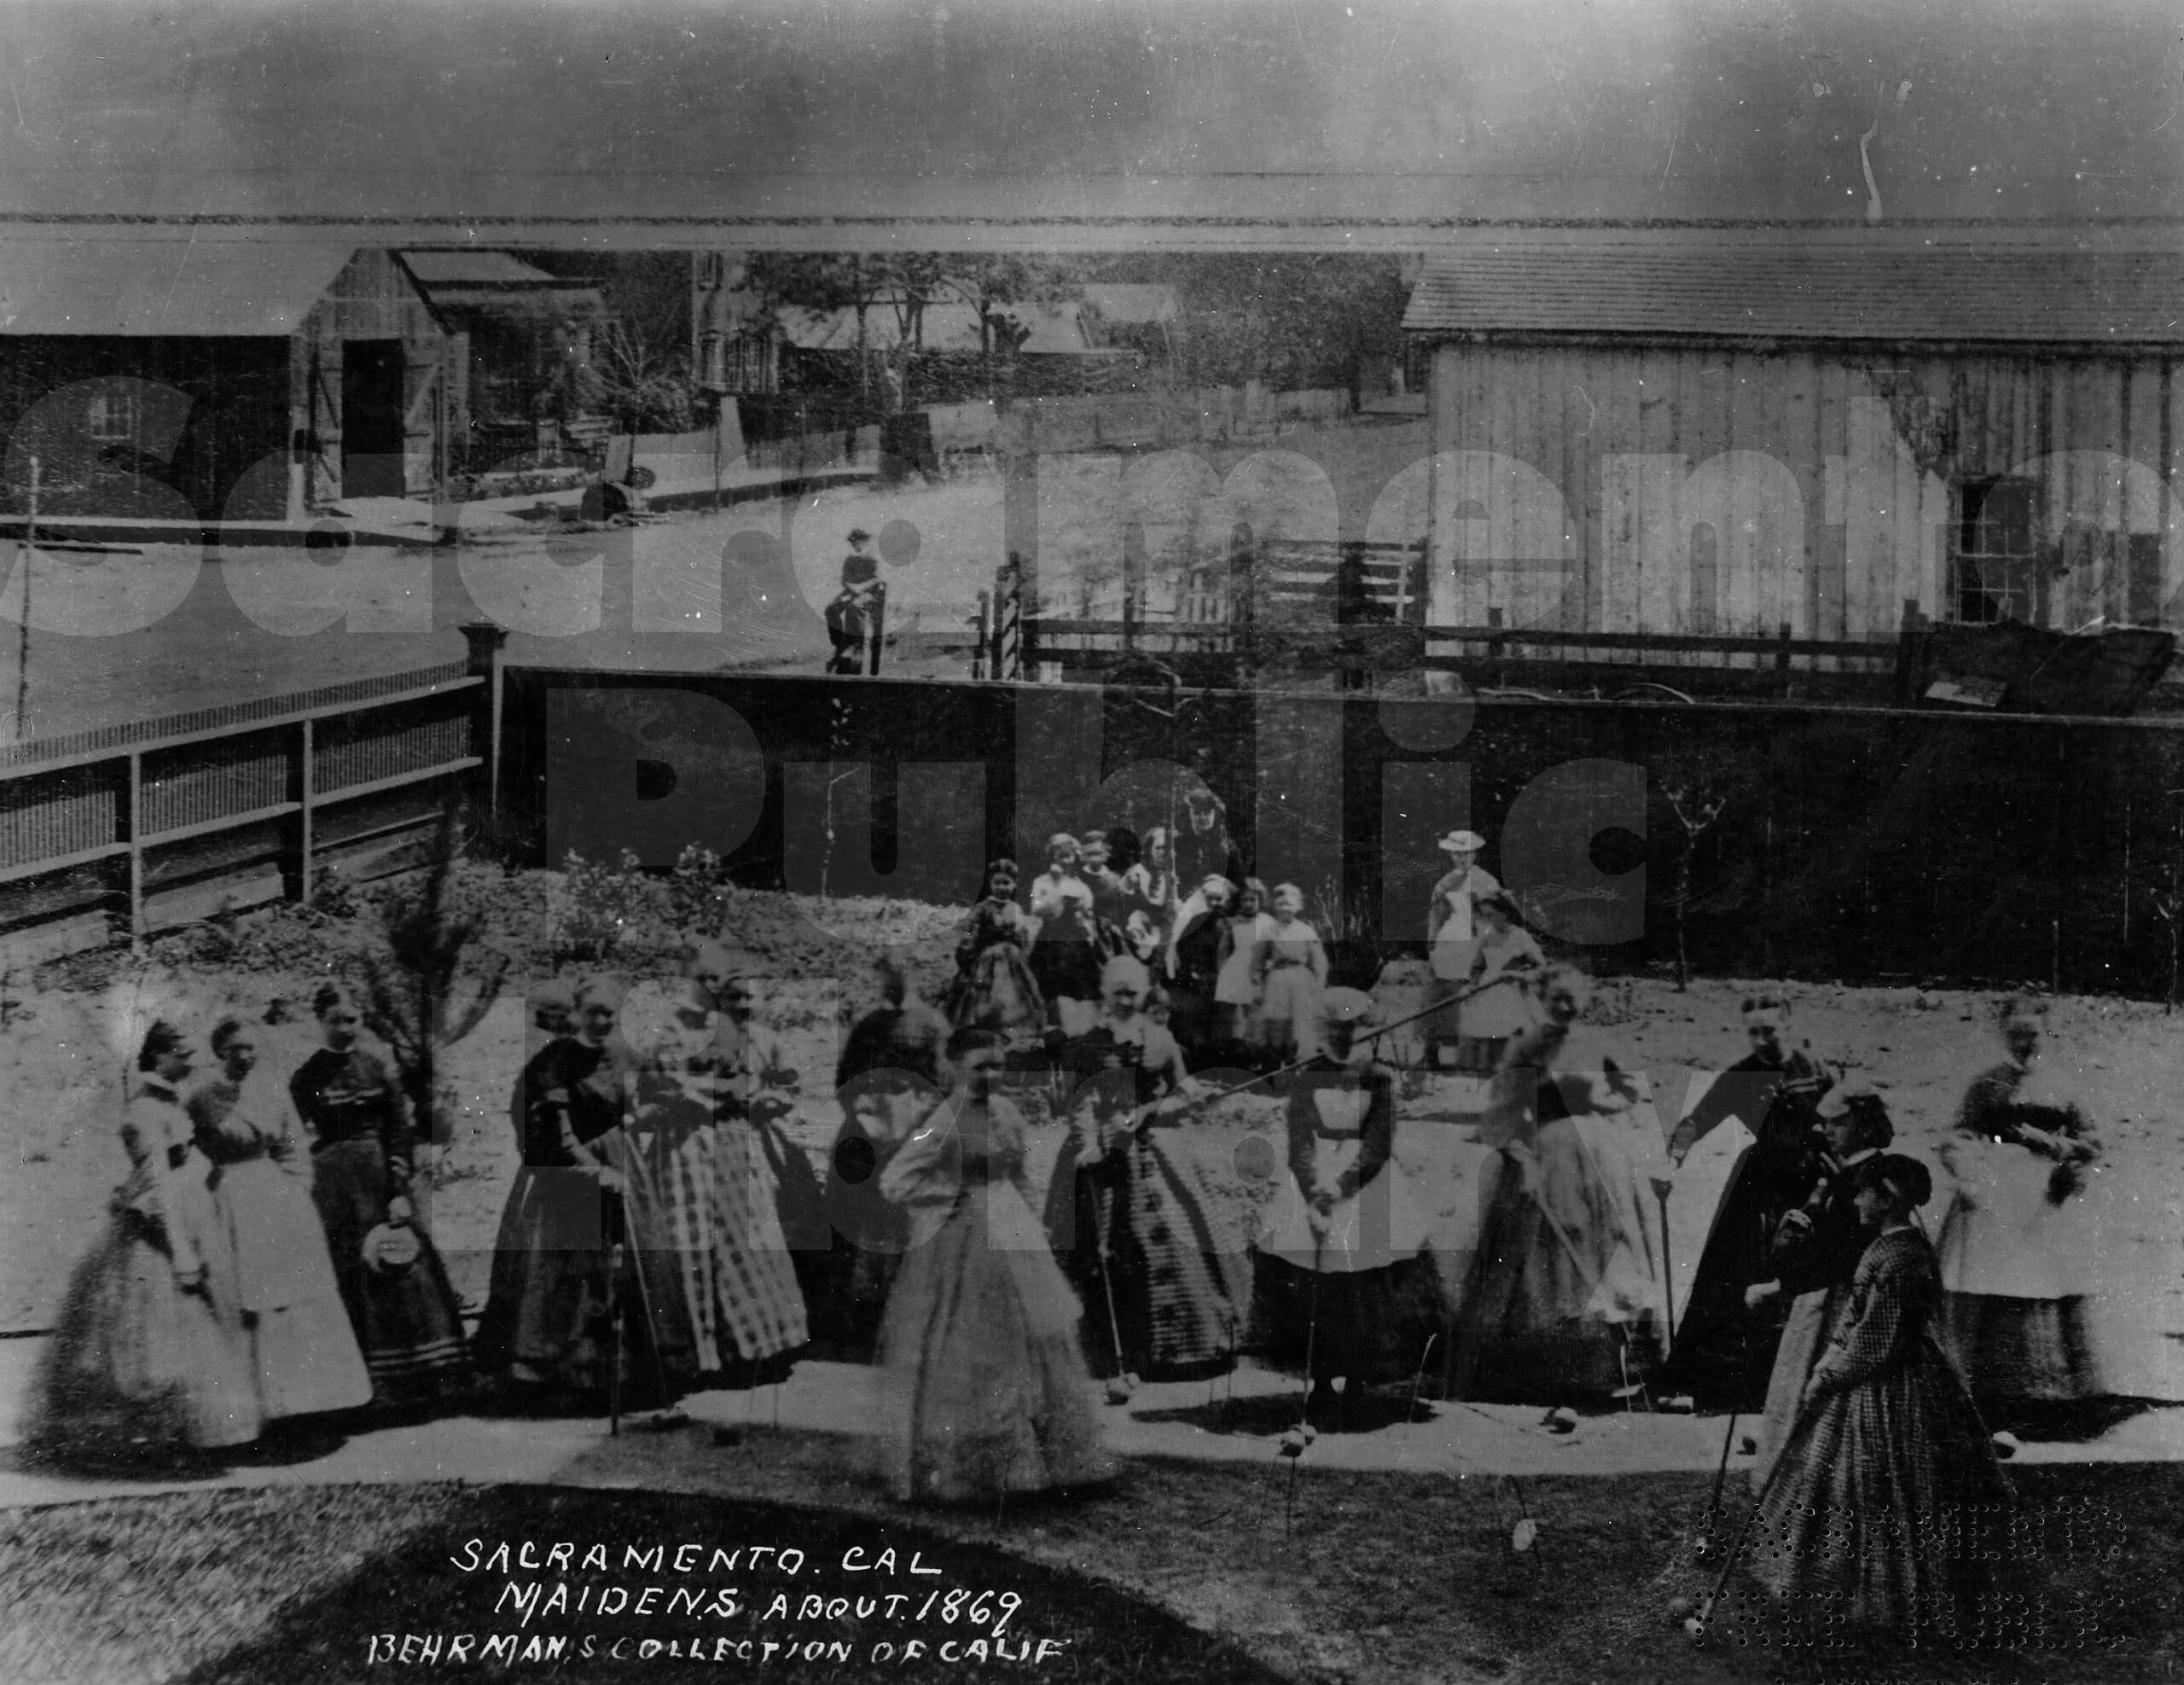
left=1855, top=1152, right=1934, bottom=1210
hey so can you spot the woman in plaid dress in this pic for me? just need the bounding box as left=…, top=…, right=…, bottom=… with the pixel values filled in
left=617, top=981, right=807, bottom=1392
left=1749, top=1154, right=2013, bottom=1644
left=877, top=1026, right=1112, bottom=1503
left=1044, top=956, right=1251, bottom=1381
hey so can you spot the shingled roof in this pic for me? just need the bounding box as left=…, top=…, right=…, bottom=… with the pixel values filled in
left=1402, top=241, right=2184, bottom=348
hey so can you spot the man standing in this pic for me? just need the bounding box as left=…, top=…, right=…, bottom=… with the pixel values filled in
left=824, top=527, right=885, bottom=675
left=1658, top=994, right=1836, bottom=1411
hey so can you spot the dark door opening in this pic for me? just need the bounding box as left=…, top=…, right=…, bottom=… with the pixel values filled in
left=341, top=340, right=406, bottom=499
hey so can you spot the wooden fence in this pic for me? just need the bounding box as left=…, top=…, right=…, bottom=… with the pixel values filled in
left=0, top=632, right=498, bottom=962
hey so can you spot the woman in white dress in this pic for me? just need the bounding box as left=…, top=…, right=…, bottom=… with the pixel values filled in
left=28, top=1021, right=261, bottom=1467
left=1455, top=889, right=1543, bottom=1075
left=1935, top=996, right=2103, bottom=1426
left=1252, top=883, right=1329, bottom=1066
left=187, top=1016, right=373, bottom=1428
left=1250, top=990, right=1446, bottom=1424
left=1213, top=878, right=1275, bottom=1059
left=1425, top=829, right=1499, bottom=1069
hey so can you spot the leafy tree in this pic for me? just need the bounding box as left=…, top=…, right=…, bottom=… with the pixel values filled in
left=352, top=804, right=510, bottom=1153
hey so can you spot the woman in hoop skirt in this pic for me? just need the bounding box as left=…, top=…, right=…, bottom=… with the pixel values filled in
left=1447, top=965, right=1670, bottom=1403
left=877, top=1026, right=1113, bottom=1504
left=26, top=1020, right=260, bottom=1467
left=291, top=983, right=472, bottom=1412
left=942, top=858, right=1046, bottom=1038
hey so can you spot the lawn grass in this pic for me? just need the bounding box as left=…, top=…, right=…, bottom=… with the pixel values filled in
left=1, top=1436, right=2175, bottom=1685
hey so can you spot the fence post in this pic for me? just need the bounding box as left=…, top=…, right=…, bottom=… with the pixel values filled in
left=1777, top=620, right=1793, bottom=696
left=461, top=620, right=508, bottom=819
left=298, top=718, right=316, bottom=905
left=124, top=750, right=144, bottom=950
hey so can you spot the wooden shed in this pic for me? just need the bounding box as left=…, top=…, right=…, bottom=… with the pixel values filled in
left=1399, top=230, right=2184, bottom=665
left=0, top=241, right=450, bottom=523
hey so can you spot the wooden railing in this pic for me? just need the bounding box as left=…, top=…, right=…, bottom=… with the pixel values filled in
left=0, top=637, right=498, bottom=962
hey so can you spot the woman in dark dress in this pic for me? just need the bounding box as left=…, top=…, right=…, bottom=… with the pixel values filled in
left=1747, top=1154, right=2014, bottom=1646
left=1747, top=1079, right=1895, bottom=1491
left=473, top=977, right=661, bottom=1404
left=291, top=983, right=472, bottom=1411
left=940, top=858, right=1046, bottom=1038
left=1663, top=995, right=1838, bottom=1411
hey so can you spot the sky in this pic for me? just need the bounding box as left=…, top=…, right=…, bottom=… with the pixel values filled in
left=0, top=1, right=2179, bottom=228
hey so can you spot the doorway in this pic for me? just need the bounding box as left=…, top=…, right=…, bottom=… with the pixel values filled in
left=341, top=340, right=406, bottom=498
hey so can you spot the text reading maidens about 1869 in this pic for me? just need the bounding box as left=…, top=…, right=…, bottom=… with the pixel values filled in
left=360, top=1538, right=1066, bottom=1668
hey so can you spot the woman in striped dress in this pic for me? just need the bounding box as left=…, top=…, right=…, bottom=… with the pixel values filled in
left=290, top=984, right=472, bottom=1411
left=27, top=1021, right=260, bottom=1467
left=1044, top=956, right=1251, bottom=1383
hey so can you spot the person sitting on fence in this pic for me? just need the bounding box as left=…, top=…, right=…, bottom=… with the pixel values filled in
left=824, top=527, right=885, bottom=674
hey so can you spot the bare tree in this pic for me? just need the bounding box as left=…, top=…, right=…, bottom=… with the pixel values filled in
left=1660, top=774, right=1728, bottom=992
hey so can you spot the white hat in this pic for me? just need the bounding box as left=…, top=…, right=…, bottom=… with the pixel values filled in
left=1437, top=829, right=1487, bottom=854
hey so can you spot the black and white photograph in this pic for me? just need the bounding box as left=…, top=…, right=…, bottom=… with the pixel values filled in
left=2, top=2, right=2182, bottom=1678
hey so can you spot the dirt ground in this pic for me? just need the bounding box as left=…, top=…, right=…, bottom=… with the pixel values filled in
left=8, top=895, right=2182, bottom=1409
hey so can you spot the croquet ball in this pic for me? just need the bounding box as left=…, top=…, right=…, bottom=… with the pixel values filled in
left=1738, top=1434, right=1758, bottom=1455
left=1104, top=1380, right=1135, bottom=1406
left=1543, top=1408, right=1577, bottom=1434
left=1683, top=1617, right=1707, bottom=1644
left=1278, top=1431, right=1306, bottom=1457
left=1124, top=1372, right=1142, bottom=1390
left=1665, top=1596, right=1696, bottom=1622
left=1299, top=1424, right=1320, bottom=1445
left=1510, top=1519, right=1538, bottom=1553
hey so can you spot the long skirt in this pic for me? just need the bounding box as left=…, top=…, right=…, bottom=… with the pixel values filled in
left=210, top=1159, right=372, bottom=1420
left=471, top=1165, right=677, bottom=1403
left=944, top=943, right=1046, bottom=1037
left=813, top=1113, right=915, bottom=1363
left=311, top=1139, right=472, bottom=1407
left=877, top=1181, right=1114, bottom=1504
left=619, top=1120, right=808, bottom=1382
left=1043, top=1126, right=1252, bottom=1380
left=1448, top=1115, right=1669, bottom=1401
left=1939, top=1293, right=2100, bottom=1414
left=1936, top=1155, right=2101, bottom=1412
left=1669, top=1148, right=1805, bottom=1414
left=27, top=1200, right=260, bottom=1465
left=1249, top=1146, right=1447, bottom=1385
left=1028, top=935, right=1101, bottom=1020
left=1748, top=1339, right=2015, bottom=1641
left=1751, top=1283, right=1843, bottom=1493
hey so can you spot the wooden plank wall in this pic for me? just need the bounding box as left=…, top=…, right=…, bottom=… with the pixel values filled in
left=293, top=250, right=450, bottom=512
left=1427, top=342, right=2184, bottom=644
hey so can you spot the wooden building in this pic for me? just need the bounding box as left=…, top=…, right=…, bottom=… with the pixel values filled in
left=1399, top=230, right=2184, bottom=659
left=0, top=242, right=452, bottom=522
